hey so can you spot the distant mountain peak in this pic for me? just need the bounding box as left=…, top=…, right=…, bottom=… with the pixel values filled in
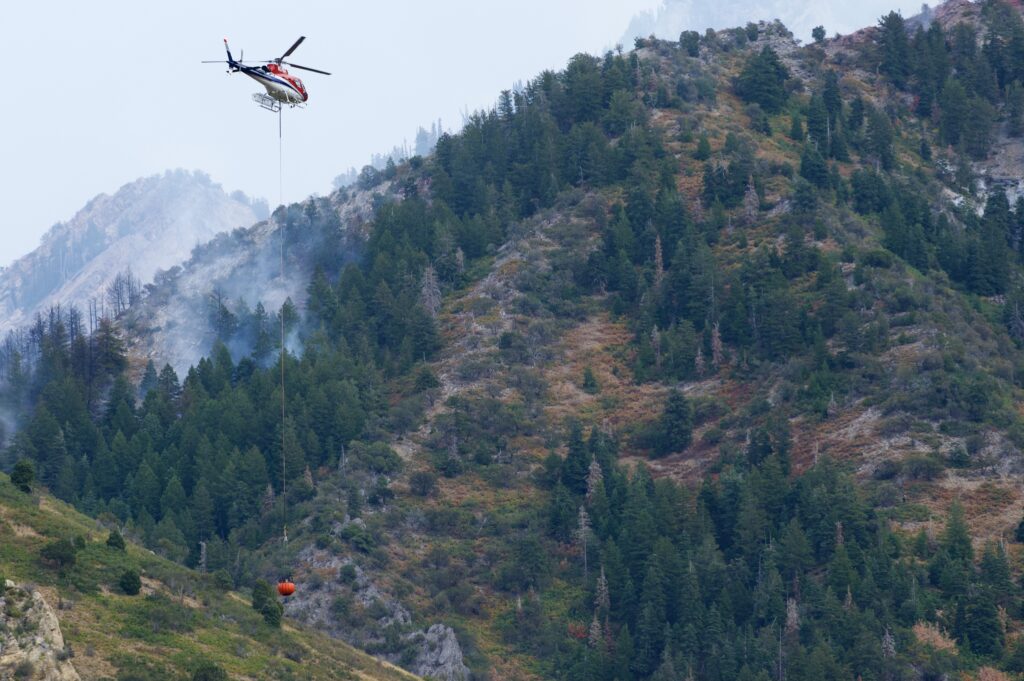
left=0, top=170, right=265, bottom=335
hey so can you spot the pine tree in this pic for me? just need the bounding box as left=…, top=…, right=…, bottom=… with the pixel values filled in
left=139, top=360, right=158, bottom=397
left=943, top=501, right=973, bottom=563
left=866, top=107, right=895, bottom=170
left=878, top=11, right=911, bottom=89
left=806, top=95, right=829, bottom=147
left=736, top=47, right=790, bottom=113
left=655, top=390, right=693, bottom=457
left=788, top=113, right=804, bottom=141
left=562, top=422, right=590, bottom=495
left=694, top=134, right=711, bottom=160
left=800, top=145, right=829, bottom=187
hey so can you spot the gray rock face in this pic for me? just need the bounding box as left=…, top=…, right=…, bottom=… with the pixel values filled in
left=0, top=580, right=80, bottom=681
left=397, top=624, right=470, bottom=681
left=282, top=547, right=470, bottom=681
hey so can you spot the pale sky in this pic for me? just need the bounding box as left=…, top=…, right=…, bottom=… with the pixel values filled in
left=1, top=1, right=914, bottom=268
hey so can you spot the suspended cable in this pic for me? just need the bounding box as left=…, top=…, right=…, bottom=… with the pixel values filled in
left=279, top=106, right=287, bottom=544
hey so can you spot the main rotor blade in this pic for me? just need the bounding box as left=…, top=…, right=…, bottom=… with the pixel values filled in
left=280, top=36, right=305, bottom=60
left=201, top=60, right=229, bottom=63
left=283, top=61, right=331, bottom=75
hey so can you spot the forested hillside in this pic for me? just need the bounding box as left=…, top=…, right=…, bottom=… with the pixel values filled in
left=7, top=1, right=1024, bottom=679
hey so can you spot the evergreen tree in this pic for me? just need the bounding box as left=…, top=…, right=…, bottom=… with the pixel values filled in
left=654, top=390, right=693, bottom=457
left=562, top=422, right=590, bottom=495
left=878, top=11, right=911, bottom=89
left=788, top=113, right=804, bottom=141
left=736, top=47, right=790, bottom=113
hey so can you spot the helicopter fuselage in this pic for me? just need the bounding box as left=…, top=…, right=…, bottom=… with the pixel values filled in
left=237, top=63, right=307, bottom=104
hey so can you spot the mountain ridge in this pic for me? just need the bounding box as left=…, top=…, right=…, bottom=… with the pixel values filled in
left=0, top=170, right=266, bottom=337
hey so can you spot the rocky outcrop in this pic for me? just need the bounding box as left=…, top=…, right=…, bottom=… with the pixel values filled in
left=283, top=547, right=470, bottom=681
left=396, top=624, right=470, bottom=681
left=0, top=580, right=79, bottom=681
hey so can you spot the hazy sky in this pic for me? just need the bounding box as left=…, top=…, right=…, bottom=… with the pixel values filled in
left=2, top=1, right=915, bottom=268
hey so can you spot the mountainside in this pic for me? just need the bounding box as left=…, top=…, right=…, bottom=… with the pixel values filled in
left=0, top=472, right=419, bottom=681
left=0, top=170, right=266, bottom=336
left=10, top=1, right=1024, bottom=680
left=120, top=183, right=377, bottom=374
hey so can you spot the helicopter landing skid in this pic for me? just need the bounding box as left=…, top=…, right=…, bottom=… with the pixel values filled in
left=252, top=93, right=282, bottom=112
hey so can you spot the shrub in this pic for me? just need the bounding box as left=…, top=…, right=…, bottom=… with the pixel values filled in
left=192, top=664, right=229, bottom=681
left=10, top=459, right=34, bottom=493
left=414, top=367, right=440, bottom=392
left=212, top=569, right=233, bottom=591
left=119, top=569, right=142, bottom=596
left=409, top=471, right=437, bottom=497
left=261, top=600, right=283, bottom=628
left=902, top=455, right=945, bottom=481
left=106, top=530, right=126, bottom=552
left=251, top=580, right=273, bottom=613
left=338, top=564, right=358, bottom=584
left=340, top=524, right=376, bottom=552
left=40, top=538, right=78, bottom=570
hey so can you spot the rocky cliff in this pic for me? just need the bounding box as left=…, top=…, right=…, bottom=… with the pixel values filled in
left=0, top=580, right=79, bottom=681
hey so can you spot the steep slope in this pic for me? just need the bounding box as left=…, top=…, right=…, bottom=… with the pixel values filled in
left=0, top=472, right=419, bottom=681
left=0, top=170, right=265, bottom=336
left=121, top=181, right=379, bottom=373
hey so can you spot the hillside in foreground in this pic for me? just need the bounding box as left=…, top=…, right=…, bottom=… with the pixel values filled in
left=0, top=472, right=418, bottom=681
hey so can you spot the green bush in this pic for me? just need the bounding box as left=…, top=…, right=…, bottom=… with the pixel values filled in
left=338, top=564, right=358, bottom=584
left=106, top=530, right=126, bottom=552
left=10, top=459, right=34, bottom=493
left=119, top=569, right=142, bottom=596
left=40, top=538, right=78, bottom=570
left=192, top=664, right=229, bottom=681
left=211, top=569, right=233, bottom=591
left=261, top=599, right=283, bottom=628
left=409, top=471, right=437, bottom=497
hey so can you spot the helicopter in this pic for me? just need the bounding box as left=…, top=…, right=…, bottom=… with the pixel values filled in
left=203, top=36, right=330, bottom=111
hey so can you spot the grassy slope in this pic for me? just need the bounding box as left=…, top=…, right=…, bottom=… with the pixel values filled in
left=0, top=472, right=419, bottom=681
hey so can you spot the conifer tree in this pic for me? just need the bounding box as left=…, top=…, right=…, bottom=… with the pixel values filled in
left=736, top=47, right=790, bottom=113
left=655, top=390, right=693, bottom=457
left=878, top=11, right=911, bottom=89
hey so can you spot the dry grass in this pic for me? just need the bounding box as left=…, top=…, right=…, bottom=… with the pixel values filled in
left=913, top=621, right=957, bottom=652
left=966, top=668, right=1012, bottom=681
